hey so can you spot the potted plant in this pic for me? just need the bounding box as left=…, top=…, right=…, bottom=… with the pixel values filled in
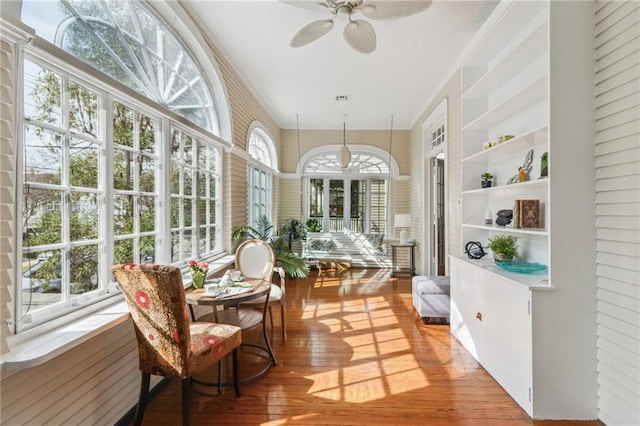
left=487, top=234, right=519, bottom=261
left=481, top=172, right=494, bottom=188
left=232, top=215, right=309, bottom=278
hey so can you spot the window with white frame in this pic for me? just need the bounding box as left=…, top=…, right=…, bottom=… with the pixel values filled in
left=303, top=148, right=391, bottom=233
left=246, top=125, right=276, bottom=227
left=170, top=128, right=221, bottom=262
left=16, top=0, right=226, bottom=332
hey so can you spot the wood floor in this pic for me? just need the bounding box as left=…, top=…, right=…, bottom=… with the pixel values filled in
left=134, top=269, right=601, bottom=425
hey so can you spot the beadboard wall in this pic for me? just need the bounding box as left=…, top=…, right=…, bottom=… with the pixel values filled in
left=0, top=36, right=15, bottom=357
left=593, top=1, right=640, bottom=425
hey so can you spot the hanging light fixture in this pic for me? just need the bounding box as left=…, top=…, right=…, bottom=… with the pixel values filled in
left=338, top=115, right=351, bottom=168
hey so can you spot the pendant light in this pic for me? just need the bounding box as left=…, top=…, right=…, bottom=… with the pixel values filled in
left=338, top=115, right=351, bottom=168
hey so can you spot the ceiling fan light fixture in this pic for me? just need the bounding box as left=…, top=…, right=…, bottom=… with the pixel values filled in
left=284, top=0, right=431, bottom=53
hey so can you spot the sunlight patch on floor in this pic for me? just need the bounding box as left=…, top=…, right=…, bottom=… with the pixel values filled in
left=302, top=296, right=430, bottom=403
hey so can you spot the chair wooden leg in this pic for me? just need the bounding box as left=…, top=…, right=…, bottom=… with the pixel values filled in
left=232, top=347, right=241, bottom=397
left=281, top=304, right=287, bottom=343
left=268, top=305, right=274, bottom=327
left=217, top=360, right=223, bottom=395
left=181, top=378, right=190, bottom=426
left=134, top=372, right=150, bottom=426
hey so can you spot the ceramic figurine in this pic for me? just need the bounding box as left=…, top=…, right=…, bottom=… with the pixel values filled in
left=507, top=149, right=533, bottom=184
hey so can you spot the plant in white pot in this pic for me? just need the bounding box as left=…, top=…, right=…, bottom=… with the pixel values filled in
left=487, top=234, right=519, bottom=262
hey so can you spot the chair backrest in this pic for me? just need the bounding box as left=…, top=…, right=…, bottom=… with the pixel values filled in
left=111, top=264, right=191, bottom=378
left=235, top=239, right=275, bottom=280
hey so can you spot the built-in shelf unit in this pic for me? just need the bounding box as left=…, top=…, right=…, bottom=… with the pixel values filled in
left=450, top=0, right=597, bottom=420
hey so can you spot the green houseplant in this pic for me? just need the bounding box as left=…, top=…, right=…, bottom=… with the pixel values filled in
left=232, top=215, right=309, bottom=278
left=481, top=172, right=494, bottom=188
left=487, top=234, right=519, bottom=261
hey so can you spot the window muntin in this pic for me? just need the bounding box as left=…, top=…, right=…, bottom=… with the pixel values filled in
left=111, top=101, right=159, bottom=265
left=170, top=128, right=221, bottom=262
left=21, top=59, right=106, bottom=321
left=21, top=0, right=219, bottom=134
left=304, top=152, right=389, bottom=174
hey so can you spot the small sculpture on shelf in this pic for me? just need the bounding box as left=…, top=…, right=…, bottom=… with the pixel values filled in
left=495, top=209, right=513, bottom=226
left=506, top=149, right=534, bottom=184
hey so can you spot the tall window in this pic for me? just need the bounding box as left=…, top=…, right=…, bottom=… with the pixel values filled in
left=21, top=59, right=107, bottom=322
left=303, top=148, right=391, bottom=233
left=16, top=0, right=228, bottom=332
left=247, top=124, right=276, bottom=226
left=170, top=128, right=221, bottom=262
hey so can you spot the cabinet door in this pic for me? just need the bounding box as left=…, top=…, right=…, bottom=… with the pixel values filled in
left=450, top=257, right=533, bottom=415
left=477, top=273, right=532, bottom=415
left=450, top=258, right=484, bottom=361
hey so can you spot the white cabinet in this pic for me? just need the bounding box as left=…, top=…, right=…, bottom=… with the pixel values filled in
left=451, top=0, right=598, bottom=420
left=450, top=257, right=532, bottom=413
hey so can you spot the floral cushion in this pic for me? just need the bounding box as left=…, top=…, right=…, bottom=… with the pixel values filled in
left=112, top=264, right=241, bottom=378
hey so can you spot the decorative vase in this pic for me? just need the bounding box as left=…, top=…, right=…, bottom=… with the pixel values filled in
left=192, top=272, right=206, bottom=289
left=481, top=180, right=492, bottom=188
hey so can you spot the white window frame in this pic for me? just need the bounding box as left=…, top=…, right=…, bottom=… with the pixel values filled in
left=12, top=0, right=230, bottom=333
left=246, top=122, right=277, bottom=227
left=299, top=145, right=398, bottom=235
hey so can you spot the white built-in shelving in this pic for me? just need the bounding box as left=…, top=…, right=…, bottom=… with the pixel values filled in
left=451, top=0, right=598, bottom=421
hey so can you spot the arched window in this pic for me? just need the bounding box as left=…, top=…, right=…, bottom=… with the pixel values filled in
left=22, top=0, right=220, bottom=134
left=300, top=146, right=397, bottom=234
left=16, top=0, right=225, bottom=332
left=246, top=123, right=277, bottom=226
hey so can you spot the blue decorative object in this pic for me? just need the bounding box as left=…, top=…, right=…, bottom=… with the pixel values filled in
left=495, top=261, right=547, bottom=274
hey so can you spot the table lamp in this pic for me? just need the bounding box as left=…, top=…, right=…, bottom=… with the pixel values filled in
left=394, top=214, right=411, bottom=244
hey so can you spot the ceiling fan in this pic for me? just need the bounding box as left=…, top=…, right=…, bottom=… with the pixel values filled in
left=281, top=0, right=432, bottom=54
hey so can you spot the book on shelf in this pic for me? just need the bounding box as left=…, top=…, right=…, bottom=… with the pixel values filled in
left=513, top=199, right=540, bottom=229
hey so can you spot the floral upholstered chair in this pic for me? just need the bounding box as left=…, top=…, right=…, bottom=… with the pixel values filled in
left=112, top=264, right=242, bottom=426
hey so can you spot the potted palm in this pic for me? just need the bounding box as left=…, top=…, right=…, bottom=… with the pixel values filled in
left=487, top=234, right=519, bottom=262
left=232, top=215, right=309, bottom=278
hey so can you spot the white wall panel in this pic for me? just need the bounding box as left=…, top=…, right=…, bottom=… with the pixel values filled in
left=594, top=1, right=640, bottom=425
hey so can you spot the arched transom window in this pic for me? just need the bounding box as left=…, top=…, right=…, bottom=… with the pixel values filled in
left=22, top=0, right=219, bottom=134
left=304, top=151, right=389, bottom=174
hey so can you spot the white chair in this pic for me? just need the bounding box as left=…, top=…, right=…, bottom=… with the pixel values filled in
left=237, top=240, right=288, bottom=343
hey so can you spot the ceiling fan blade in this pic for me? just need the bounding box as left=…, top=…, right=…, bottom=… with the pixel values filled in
left=280, top=0, right=329, bottom=11
left=360, top=0, right=432, bottom=20
left=343, top=20, right=376, bottom=54
left=290, top=19, right=335, bottom=48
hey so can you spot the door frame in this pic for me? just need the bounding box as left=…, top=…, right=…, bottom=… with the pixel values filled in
left=422, top=98, right=448, bottom=276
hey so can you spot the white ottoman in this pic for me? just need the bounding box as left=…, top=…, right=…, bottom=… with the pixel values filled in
left=412, top=276, right=450, bottom=324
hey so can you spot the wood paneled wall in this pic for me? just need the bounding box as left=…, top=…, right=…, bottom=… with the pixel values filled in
left=593, top=1, right=640, bottom=424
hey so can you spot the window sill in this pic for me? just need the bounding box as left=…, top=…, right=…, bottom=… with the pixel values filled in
left=1, top=255, right=235, bottom=376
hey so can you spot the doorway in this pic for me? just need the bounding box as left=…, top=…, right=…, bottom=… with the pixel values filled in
left=432, top=154, right=446, bottom=275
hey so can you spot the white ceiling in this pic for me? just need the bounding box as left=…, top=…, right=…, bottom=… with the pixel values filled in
left=182, top=1, right=499, bottom=130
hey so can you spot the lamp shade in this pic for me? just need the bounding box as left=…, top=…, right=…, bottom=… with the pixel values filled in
left=338, top=145, right=351, bottom=168
left=394, top=214, right=411, bottom=228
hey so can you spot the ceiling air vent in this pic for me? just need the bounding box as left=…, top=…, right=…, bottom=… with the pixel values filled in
left=335, top=95, right=350, bottom=101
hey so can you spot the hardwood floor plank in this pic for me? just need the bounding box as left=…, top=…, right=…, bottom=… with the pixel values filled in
left=132, top=270, right=601, bottom=425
